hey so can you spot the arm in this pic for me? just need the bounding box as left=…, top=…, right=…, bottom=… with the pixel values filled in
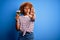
left=29, top=14, right=36, bottom=22
left=16, top=14, right=20, bottom=31
left=29, top=7, right=36, bottom=21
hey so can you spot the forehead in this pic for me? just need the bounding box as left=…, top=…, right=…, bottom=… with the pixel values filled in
left=24, top=6, right=30, bottom=8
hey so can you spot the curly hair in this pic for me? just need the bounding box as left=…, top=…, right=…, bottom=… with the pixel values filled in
left=19, top=2, right=34, bottom=14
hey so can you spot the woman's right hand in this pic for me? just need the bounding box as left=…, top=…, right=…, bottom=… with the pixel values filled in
left=16, top=14, right=20, bottom=21
left=16, top=10, right=21, bottom=21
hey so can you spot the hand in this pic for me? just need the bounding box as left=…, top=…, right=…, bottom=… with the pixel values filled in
left=16, top=14, right=20, bottom=21
left=28, top=14, right=32, bottom=18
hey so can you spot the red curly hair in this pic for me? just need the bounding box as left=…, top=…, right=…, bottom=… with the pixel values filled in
left=19, top=2, right=34, bottom=14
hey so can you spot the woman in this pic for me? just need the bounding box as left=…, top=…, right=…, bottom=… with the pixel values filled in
left=16, top=2, right=36, bottom=40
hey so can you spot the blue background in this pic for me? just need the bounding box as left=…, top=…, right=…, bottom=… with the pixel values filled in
left=0, top=0, right=60, bottom=40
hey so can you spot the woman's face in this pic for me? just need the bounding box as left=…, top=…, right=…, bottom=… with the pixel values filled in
left=24, top=6, right=30, bottom=14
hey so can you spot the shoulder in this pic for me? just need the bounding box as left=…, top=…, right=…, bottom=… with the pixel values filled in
left=19, top=16, right=23, bottom=19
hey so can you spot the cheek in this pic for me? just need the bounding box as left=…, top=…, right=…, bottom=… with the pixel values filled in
left=28, top=9, right=30, bottom=12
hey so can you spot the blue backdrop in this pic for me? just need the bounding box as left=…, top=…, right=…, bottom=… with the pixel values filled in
left=0, top=0, right=60, bottom=40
